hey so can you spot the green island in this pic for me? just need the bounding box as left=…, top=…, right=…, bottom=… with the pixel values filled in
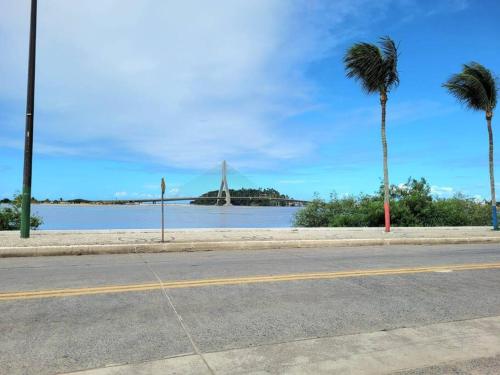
left=190, top=188, right=293, bottom=206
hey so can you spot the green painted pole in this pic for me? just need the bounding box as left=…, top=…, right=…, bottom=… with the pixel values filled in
left=20, top=0, right=38, bottom=238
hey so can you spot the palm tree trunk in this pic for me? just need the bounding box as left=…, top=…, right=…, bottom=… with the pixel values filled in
left=487, top=114, right=498, bottom=230
left=380, top=93, right=390, bottom=232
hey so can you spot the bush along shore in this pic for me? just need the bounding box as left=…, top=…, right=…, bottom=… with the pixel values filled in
left=294, top=178, right=491, bottom=227
left=0, top=195, right=43, bottom=230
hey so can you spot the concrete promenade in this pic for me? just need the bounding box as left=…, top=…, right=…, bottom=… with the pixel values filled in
left=1, top=226, right=500, bottom=257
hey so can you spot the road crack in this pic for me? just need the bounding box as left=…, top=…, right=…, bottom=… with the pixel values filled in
left=135, top=252, right=216, bottom=375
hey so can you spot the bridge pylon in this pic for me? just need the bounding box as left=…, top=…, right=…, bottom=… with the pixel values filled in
left=216, top=160, right=231, bottom=206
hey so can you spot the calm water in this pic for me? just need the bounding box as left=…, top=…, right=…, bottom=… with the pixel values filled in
left=32, top=204, right=301, bottom=230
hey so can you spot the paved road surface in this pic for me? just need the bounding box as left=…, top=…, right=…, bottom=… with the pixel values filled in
left=1, top=244, right=500, bottom=374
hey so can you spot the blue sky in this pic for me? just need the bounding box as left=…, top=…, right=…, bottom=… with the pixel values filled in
left=1, top=0, right=499, bottom=201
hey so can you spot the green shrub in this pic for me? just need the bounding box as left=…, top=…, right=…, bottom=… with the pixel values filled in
left=0, top=194, right=43, bottom=230
left=294, top=178, right=490, bottom=227
left=429, top=196, right=489, bottom=226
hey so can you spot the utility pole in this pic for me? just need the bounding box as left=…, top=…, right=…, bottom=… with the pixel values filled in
left=20, top=0, right=38, bottom=238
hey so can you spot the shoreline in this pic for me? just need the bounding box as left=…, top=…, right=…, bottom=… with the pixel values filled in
left=31, top=202, right=190, bottom=207
left=30, top=203, right=300, bottom=208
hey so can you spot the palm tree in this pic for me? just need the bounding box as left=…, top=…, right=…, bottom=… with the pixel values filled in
left=443, top=62, right=498, bottom=230
left=344, top=36, right=399, bottom=232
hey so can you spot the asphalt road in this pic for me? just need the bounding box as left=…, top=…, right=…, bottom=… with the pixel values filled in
left=1, top=244, right=500, bottom=374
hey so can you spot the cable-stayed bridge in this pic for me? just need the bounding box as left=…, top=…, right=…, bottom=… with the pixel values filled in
left=106, top=161, right=310, bottom=206
left=102, top=196, right=309, bottom=205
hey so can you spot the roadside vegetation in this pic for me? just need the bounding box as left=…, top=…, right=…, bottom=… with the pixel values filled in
left=294, top=178, right=490, bottom=227
left=0, top=194, right=43, bottom=230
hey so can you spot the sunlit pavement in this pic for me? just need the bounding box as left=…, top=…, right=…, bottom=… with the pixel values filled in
left=1, top=244, right=500, bottom=374
left=2, top=226, right=500, bottom=255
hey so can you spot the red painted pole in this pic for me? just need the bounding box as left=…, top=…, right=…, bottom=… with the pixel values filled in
left=384, top=202, right=391, bottom=232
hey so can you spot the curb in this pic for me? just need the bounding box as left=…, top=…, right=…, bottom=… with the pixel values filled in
left=1, top=236, right=500, bottom=258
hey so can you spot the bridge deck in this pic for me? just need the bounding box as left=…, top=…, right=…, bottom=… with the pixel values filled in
left=97, top=197, right=310, bottom=204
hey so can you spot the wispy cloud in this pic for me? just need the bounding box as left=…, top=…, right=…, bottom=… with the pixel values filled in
left=0, top=0, right=470, bottom=172
left=114, top=191, right=158, bottom=199
left=0, top=0, right=414, bottom=170
left=431, top=185, right=455, bottom=197
left=168, top=188, right=180, bottom=196
left=278, top=179, right=306, bottom=185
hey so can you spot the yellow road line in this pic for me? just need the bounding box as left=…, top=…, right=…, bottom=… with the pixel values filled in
left=1, top=262, right=499, bottom=301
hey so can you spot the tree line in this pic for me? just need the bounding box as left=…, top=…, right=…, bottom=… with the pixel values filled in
left=294, top=178, right=489, bottom=227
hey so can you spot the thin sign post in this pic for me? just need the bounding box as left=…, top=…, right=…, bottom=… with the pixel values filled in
left=161, top=178, right=166, bottom=242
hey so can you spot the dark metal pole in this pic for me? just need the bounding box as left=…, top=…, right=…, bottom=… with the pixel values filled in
left=20, top=0, right=38, bottom=238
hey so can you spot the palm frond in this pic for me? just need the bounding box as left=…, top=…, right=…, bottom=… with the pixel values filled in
left=343, top=36, right=400, bottom=95
left=443, top=62, right=498, bottom=112
left=464, top=62, right=497, bottom=110
left=344, top=42, right=384, bottom=94
left=443, top=75, right=485, bottom=111
left=379, top=36, right=399, bottom=91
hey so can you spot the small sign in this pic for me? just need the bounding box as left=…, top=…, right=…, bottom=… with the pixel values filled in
left=161, top=178, right=166, bottom=195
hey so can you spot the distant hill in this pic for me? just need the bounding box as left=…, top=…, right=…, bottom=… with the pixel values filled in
left=191, top=188, right=292, bottom=206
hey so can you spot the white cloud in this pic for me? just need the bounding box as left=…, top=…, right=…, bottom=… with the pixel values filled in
left=0, top=0, right=396, bottom=169
left=0, top=0, right=466, bottom=170
left=143, top=183, right=160, bottom=191
left=115, top=191, right=160, bottom=198
left=168, top=188, right=180, bottom=196
left=472, top=194, right=484, bottom=203
left=431, top=185, right=455, bottom=197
